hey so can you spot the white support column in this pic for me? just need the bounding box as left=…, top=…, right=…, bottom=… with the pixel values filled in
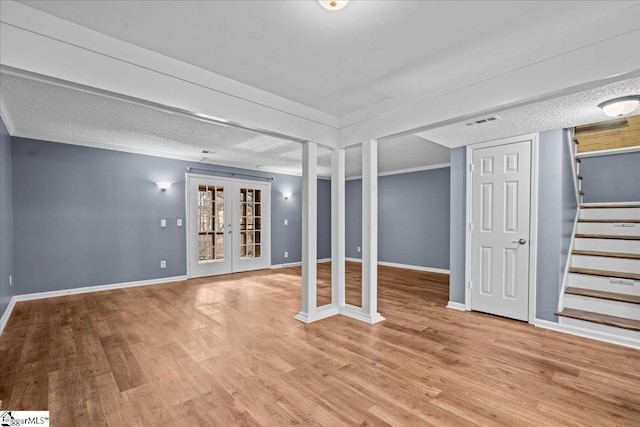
left=331, top=148, right=346, bottom=308
left=295, top=141, right=318, bottom=323
left=296, top=141, right=338, bottom=323
left=341, top=140, right=384, bottom=324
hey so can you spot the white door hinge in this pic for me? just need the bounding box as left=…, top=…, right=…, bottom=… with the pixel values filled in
left=469, top=222, right=473, bottom=231
left=469, top=281, right=473, bottom=289
left=469, top=163, right=474, bottom=172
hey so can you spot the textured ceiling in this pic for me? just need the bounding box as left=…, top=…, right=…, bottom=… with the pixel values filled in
left=418, top=76, right=640, bottom=147
left=16, top=0, right=636, bottom=116
left=0, top=73, right=450, bottom=177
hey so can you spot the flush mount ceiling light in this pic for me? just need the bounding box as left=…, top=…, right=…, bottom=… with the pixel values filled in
left=318, top=0, right=349, bottom=11
left=598, top=95, right=640, bottom=117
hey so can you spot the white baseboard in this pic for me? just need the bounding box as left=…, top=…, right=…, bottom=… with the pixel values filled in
left=345, top=258, right=450, bottom=275
left=271, top=258, right=331, bottom=269
left=534, top=318, right=640, bottom=350
left=0, top=296, right=17, bottom=335
left=446, top=301, right=467, bottom=311
left=1, top=275, right=187, bottom=335
left=13, top=276, right=188, bottom=303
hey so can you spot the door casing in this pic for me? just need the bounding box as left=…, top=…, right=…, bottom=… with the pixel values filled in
left=185, top=173, right=272, bottom=278
left=465, top=134, right=539, bottom=324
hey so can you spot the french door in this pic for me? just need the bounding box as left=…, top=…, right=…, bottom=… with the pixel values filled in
left=187, top=175, right=271, bottom=278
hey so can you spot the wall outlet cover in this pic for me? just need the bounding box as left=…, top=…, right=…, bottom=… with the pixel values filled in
left=284, top=252, right=289, bottom=258
left=160, top=260, right=166, bottom=268
left=160, top=219, right=167, bottom=228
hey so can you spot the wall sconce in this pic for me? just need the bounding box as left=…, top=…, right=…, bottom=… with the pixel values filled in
left=283, top=192, right=292, bottom=200
left=156, top=181, right=172, bottom=191
left=598, top=95, right=640, bottom=117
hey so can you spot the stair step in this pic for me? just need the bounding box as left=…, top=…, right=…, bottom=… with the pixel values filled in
left=581, top=204, right=640, bottom=209
left=565, top=287, right=640, bottom=304
left=575, top=234, right=640, bottom=241
left=556, top=308, right=640, bottom=332
left=578, top=219, right=640, bottom=223
left=572, top=250, right=640, bottom=260
left=569, top=267, right=640, bottom=281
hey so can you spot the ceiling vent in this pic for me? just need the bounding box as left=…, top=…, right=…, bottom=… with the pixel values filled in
left=465, top=115, right=502, bottom=126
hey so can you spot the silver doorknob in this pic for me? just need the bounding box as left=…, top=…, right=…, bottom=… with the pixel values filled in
left=512, top=239, right=526, bottom=245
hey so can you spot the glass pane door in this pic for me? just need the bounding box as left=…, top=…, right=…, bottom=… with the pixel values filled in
left=188, top=176, right=270, bottom=278
left=189, top=178, right=232, bottom=278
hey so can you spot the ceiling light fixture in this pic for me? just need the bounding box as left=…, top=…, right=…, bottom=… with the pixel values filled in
left=598, top=96, right=640, bottom=117
left=318, top=0, right=349, bottom=11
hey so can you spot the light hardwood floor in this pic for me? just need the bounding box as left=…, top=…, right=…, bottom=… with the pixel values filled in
left=1, top=263, right=639, bottom=426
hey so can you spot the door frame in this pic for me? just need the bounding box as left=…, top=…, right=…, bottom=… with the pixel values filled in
left=464, top=133, right=539, bottom=324
left=185, top=173, right=272, bottom=279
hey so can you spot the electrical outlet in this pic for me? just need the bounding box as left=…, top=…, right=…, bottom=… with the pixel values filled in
left=357, top=246, right=361, bottom=253
left=284, top=219, right=288, bottom=226
left=177, top=219, right=183, bottom=227
left=160, top=260, right=166, bottom=268
left=160, top=219, right=167, bottom=228
left=284, top=251, right=289, bottom=258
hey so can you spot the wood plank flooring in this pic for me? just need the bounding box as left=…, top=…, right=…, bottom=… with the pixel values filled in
left=1, top=262, right=639, bottom=426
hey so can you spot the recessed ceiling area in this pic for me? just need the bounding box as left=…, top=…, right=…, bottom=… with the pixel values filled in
left=15, top=0, right=638, bottom=116
left=0, top=72, right=451, bottom=177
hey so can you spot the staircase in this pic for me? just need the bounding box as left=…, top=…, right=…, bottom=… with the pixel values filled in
left=556, top=203, right=640, bottom=346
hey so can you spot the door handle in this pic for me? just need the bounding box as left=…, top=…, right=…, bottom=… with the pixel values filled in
left=512, top=239, right=527, bottom=245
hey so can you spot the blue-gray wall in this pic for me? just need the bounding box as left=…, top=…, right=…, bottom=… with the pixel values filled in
left=581, top=151, right=640, bottom=203
left=449, top=148, right=466, bottom=304
left=0, top=117, right=14, bottom=319
left=536, top=129, right=578, bottom=321
left=11, top=137, right=330, bottom=295
left=345, top=167, right=451, bottom=270
left=448, top=131, right=578, bottom=321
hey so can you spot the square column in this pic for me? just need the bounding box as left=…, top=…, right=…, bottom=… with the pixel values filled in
left=331, top=148, right=346, bottom=307
left=295, top=141, right=338, bottom=323
left=340, top=139, right=384, bottom=324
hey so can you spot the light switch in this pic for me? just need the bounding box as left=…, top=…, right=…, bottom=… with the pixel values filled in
left=284, top=219, right=288, bottom=225
left=284, top=251, right=289, bottom=258
left=177, top=219, right=183, bottom=227
left=161, top=219, right=167, bottom=228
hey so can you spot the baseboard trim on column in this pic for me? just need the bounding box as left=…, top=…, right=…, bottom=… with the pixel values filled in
left=339, top=304, right=385, bottom=324
left=294, top=304, right=339, bottom=323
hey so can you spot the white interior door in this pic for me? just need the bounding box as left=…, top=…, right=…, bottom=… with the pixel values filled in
left=188, top=175, right=271, bottom=278
left=470, top=140, right=531, bottom=321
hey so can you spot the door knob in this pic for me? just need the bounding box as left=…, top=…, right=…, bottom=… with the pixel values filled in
left=512, top=239, right=527, bottom=245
